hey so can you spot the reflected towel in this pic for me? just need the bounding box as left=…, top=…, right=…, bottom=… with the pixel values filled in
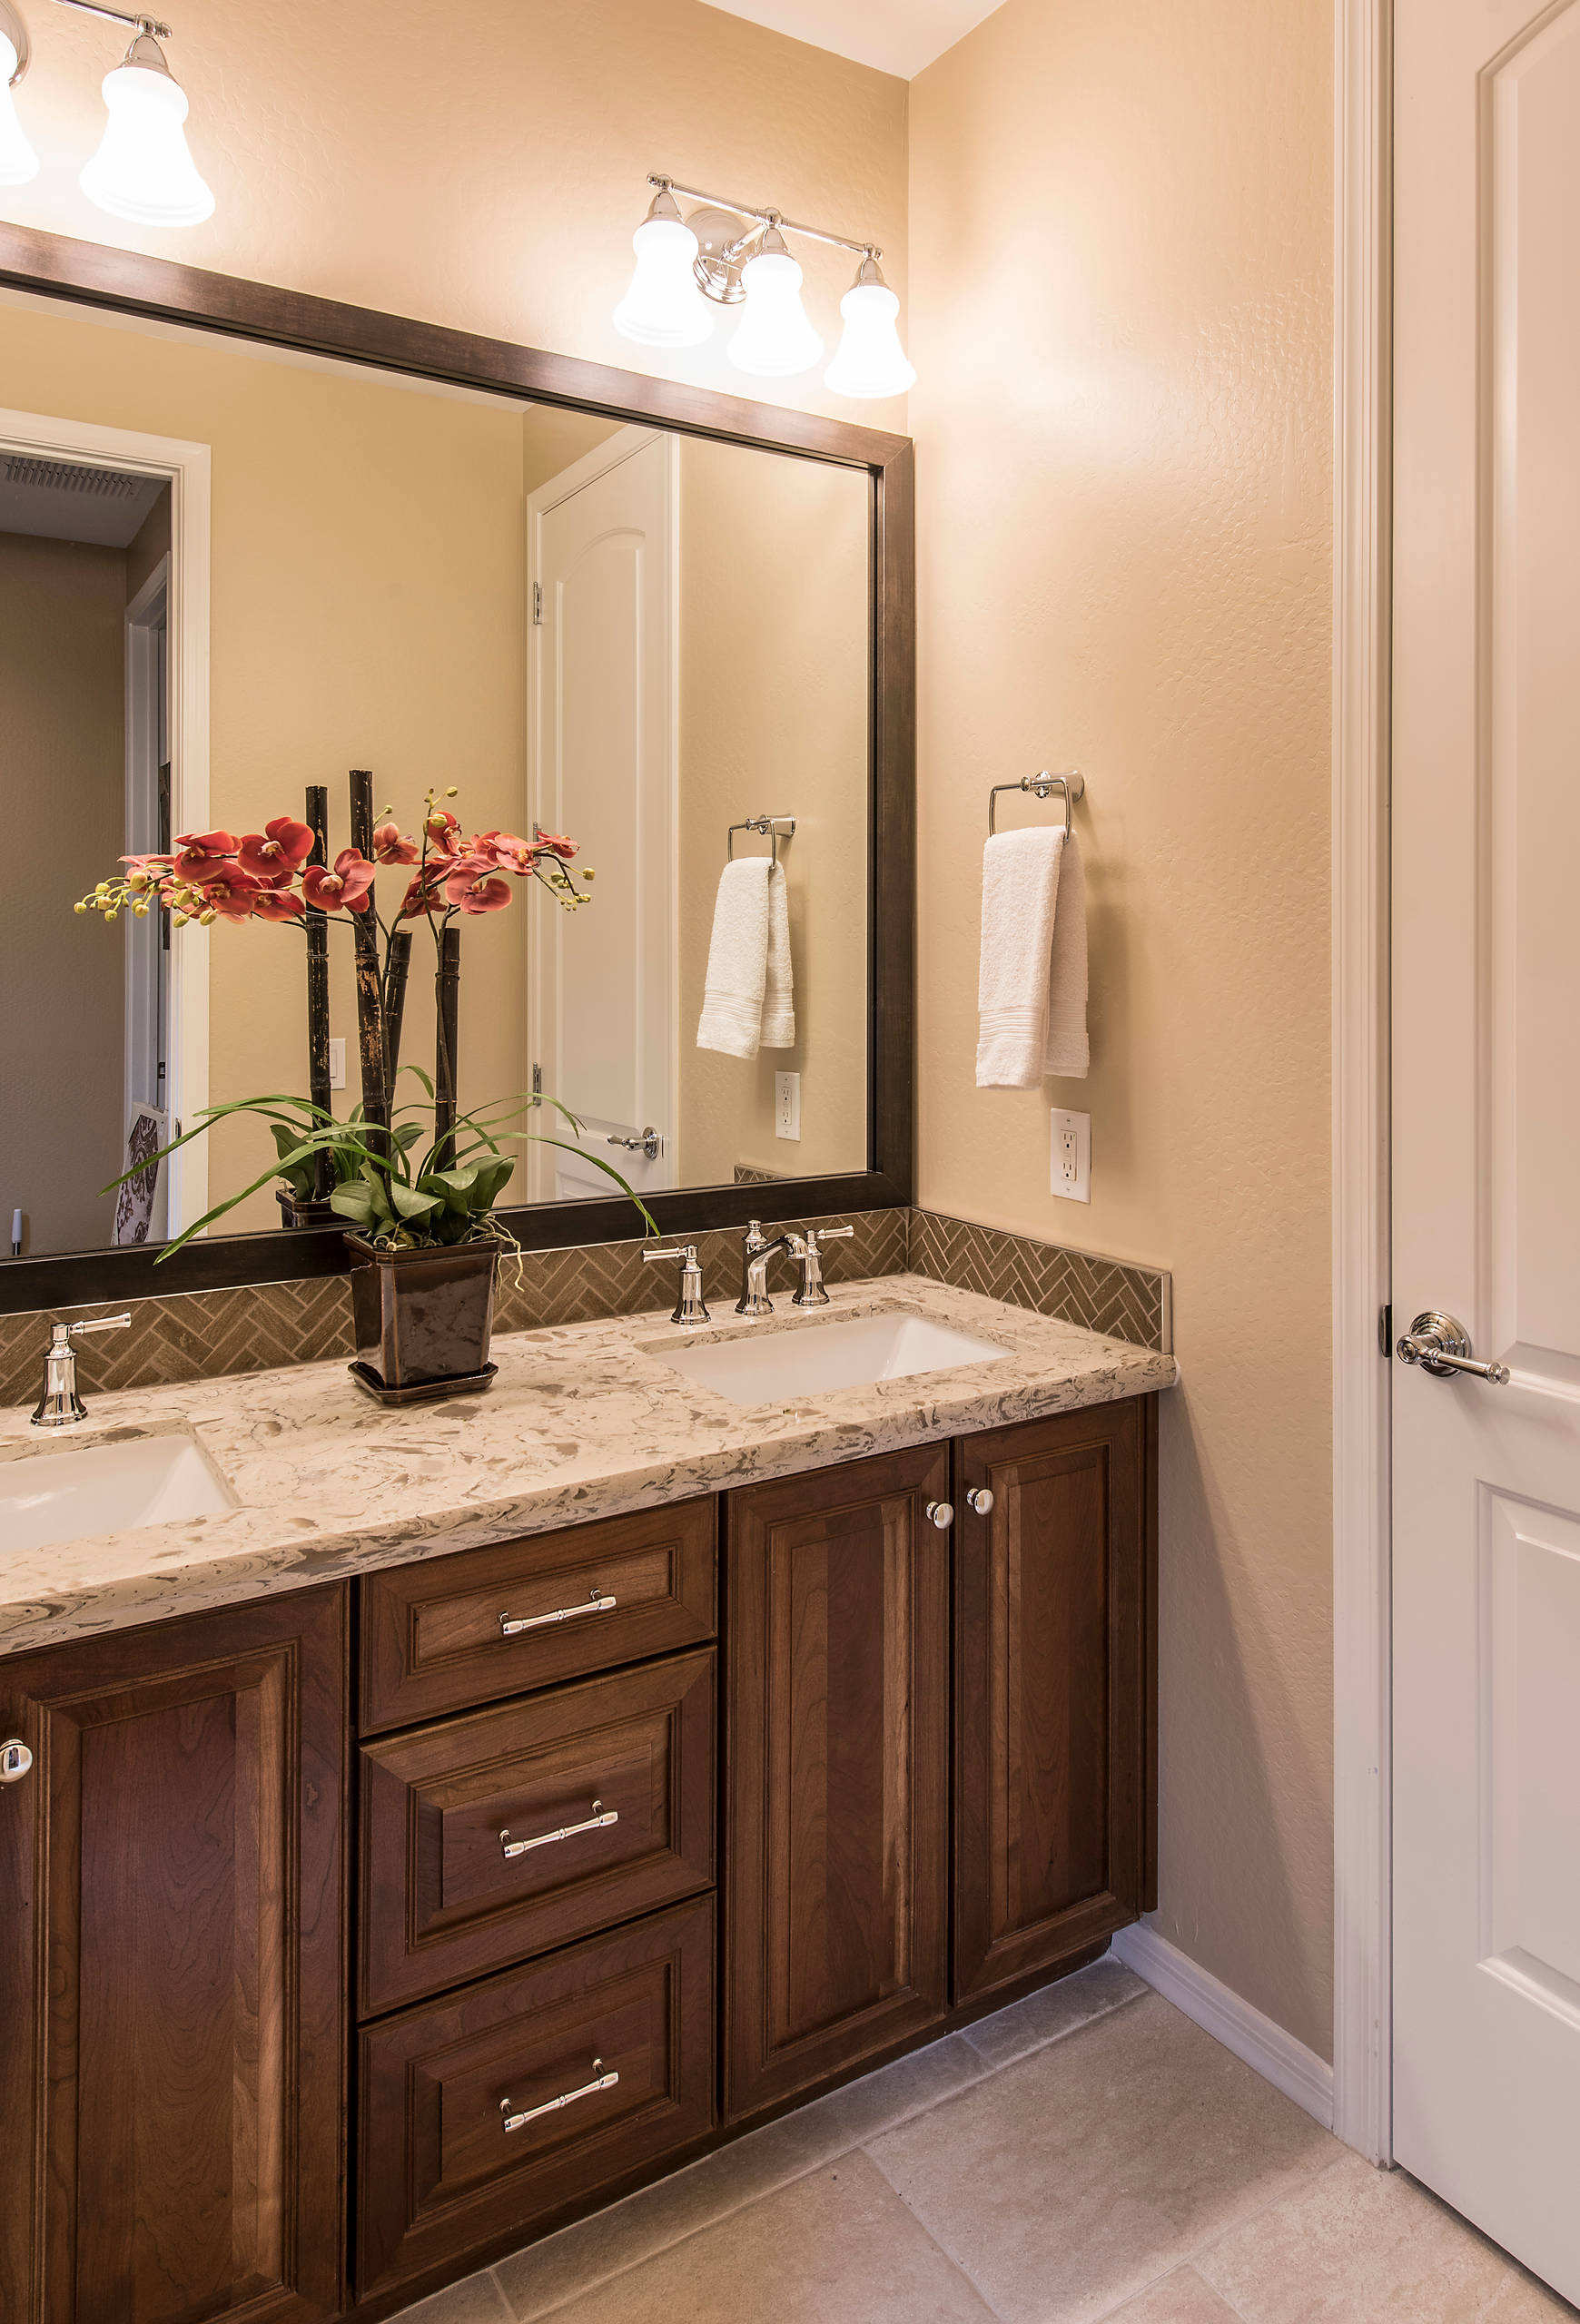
left=696, top=857, right=795, bottom=1059
left=975, top=826, right=1088, bottom=1087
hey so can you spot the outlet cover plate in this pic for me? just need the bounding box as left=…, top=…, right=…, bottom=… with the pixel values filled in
left=1051, top=1108, right=1091, bottom=1203
left=775, top=1071, right=801, bottom=1142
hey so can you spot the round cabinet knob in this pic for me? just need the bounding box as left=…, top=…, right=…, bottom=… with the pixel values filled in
left=925, top=1500, right=954, bottom=1531
left=0, top=1739, right=33, bottom=1784
left=966, top=1488, right=995, bottom=1516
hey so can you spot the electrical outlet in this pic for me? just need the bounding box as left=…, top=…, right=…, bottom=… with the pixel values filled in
left=1051, top=1108, right=1091, bottom=1203
left=775, top=1071, right=801, bottom=1142
left=328, top=1038, right=346, bottom=1090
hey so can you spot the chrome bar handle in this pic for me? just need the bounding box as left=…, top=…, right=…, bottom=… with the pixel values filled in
left=499, top=1589, right=616, bottom=1638
left=499, top=1800, right=618, bottom=1860
left=607, top=1128, right=662, bottom=1159
left=500, top=2058, right=619, bottom=2135
left=1396, top=1311, right=1510, bottom=1386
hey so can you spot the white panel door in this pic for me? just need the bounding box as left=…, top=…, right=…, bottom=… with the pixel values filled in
left=1393, top=1, right=1580, bottom=2299
left=528, top=428, right=676, bottom=1203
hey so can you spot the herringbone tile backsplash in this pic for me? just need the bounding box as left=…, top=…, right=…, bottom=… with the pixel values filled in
left=0, top=1206, right=1167, bottom=1406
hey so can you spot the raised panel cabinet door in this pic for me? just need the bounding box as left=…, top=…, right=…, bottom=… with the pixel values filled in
left=953, top=1397, right=1157, bottom=2004
left=0, top=1587, right=349, bottom=2324
left=725, top=1443, right=951, bottom=2121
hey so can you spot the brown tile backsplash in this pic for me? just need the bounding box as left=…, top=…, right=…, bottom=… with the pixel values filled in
left=0, top=1206, right=1168, bottom=1407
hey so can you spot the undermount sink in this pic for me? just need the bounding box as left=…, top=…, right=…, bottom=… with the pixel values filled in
left=648, top=1307, right=1012, bottom=1407
left=0, top=1433, right=235, bottom=1554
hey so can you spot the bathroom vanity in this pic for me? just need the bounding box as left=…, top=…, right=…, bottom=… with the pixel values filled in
left=0, top=1283, right=1168, bottom=2322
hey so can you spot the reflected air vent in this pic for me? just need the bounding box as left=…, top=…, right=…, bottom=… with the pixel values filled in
left=1, top=456, right=143, bottom=498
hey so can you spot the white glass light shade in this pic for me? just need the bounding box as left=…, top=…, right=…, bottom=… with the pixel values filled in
left=727, top=247, right=823, bottom=379
left=613, top=213, right=713, bottom=348
left=0, top=33, right=39, bottom=187
left=825, top=278, right=915, bottom=399
left=80, top=48, right=214, bottom=228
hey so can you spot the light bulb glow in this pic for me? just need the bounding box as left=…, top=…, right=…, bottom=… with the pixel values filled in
left=825, top=279, right=915, bottom=399
left=80, top=54, right=214, bottom=228
left=0, top=33, right=39, bottom=187
left=727, top=248, right=823, bottom=379
left=613, top=213, right=713, bottom=348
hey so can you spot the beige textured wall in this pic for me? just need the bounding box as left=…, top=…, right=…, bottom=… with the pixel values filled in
left=0, top=532, right=126, bottom=1255
left=676, top=436, right=870, bottom=1186
left=4, top=0, right=909, bottom=435
left=910, top=0, right=1335, bottom=2055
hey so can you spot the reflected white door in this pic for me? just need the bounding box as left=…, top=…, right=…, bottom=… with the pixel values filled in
left=1393, top=0, right=1580, bottom=2299
left=527, top=427, right=677, bottom=1204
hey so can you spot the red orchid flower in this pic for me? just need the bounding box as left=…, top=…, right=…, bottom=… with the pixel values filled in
left=474, top=829, right=538, bottom=875
left=398, top=864, right=447, bottom=920
left=302, top=848, right=376, bottom=914
left=530, top=826, right=579, bottom=862
left=252, top=888, right=306, bottom=922
left=238, top=817, right=314, bottom=886
left=193, top=863, right=263, bottom=921
left=452, top=871, right=514, bottom=915
left=173, top=829, right=238, bottom=880
left=424, top=809, right=462, bottom=856
left=441, top=852, right=500, bottom=910
left=120, top=851, right=175, bottom=875
left=372, top=820, right=420, bottom=865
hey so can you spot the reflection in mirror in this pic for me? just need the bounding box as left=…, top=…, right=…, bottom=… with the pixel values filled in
left=0, top=290, right=872, bottom=1262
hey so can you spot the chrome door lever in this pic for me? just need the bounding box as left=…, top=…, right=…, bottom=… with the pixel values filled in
left=608, top=1128, right=662, bottom=1159
left=1396, top=1311, right=1510, bottom=1385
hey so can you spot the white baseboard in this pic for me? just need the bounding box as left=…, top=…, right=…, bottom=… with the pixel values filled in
left=1111, top=1924, right=1336, bottom=2132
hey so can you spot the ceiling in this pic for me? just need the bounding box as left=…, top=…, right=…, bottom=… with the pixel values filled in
left=698, top=0, right=1002, bottom=79
left=0, top=455, right=168, bottom=549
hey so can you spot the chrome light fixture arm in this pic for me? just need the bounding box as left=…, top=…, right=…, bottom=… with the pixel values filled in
left=648, top=173, right=881, bottom=267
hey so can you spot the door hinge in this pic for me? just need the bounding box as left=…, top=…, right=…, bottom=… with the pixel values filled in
left=531, top=1062, right=542, bottom=1097
left=532, top=582, right=543, bottom=625
left=1378, top=1303, right=1393, bottom=1358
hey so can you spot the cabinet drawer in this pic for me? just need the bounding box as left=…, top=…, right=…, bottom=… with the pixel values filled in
left=356, top=1895, right=715, bottom=2297
left=360, top=1649, right=715, bottom=2014
left=359, top=1497, right=716, bottom=1731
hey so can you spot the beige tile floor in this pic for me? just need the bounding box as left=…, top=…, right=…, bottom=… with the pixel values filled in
left=387, top=1954, right=1577, bottom=2324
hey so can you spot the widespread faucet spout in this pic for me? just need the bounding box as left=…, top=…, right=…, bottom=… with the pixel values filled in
left=736, top=1221, right=796, bottom=1318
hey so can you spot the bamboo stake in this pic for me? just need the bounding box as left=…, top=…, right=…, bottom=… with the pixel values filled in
left=304, top=783, right=332, bottom=1200
left=434, top=921, right=460, bottom=1164
left=384, top=929, right=412, bottom=1098
left=348, top=769, right=390, bottom=1156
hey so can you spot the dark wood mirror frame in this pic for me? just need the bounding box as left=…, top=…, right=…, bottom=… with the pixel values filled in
left=0, top=222, right=914, bottom=1315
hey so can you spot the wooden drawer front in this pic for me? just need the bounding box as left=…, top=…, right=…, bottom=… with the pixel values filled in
left=357, top=1895, right=714, bottom=2297
left=360, top=1649, right=715, bottom=2014
left=359, top=1497, right=716, bottom=1732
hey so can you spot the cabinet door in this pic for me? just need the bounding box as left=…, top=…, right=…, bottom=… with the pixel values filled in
left=725, top=1443, right=951, bottom=2121
left=954, top=1397, right=1156, bottom=2004
left=0, top=1587, right=348, bottom=2324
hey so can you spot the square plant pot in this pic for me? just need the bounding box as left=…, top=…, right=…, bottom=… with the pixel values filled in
left=345, top=1236, right=500, bottom=1390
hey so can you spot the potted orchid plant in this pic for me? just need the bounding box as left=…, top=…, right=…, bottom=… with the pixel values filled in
left=81, top=773, right=651, bottom=1400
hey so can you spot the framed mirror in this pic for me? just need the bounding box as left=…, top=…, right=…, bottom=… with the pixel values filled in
left=0, top=225, right=913, bottom=1310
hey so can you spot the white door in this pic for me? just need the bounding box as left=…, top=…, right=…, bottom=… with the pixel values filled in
left=527, top=428, right=677, bottom=1203
left=1393, top=0, right=1580, bottom=2300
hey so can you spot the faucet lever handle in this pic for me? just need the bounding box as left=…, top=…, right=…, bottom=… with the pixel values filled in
left=808, top=1225, right=854, bottom=1249
left=70, top=1312, right=133, bottom=1338
left=643, top=1245, right=710, bottom=1329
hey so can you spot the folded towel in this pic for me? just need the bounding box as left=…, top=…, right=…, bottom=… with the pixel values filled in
left=697, top=857, right=796, bottom=1059
left=975, top=826, right=1089, bottom=1088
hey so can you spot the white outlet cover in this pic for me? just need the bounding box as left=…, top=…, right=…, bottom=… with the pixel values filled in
left=328, top=1037, right=346, bottom=1090
left=1051, top=1108, right=1091, bottom=1203
left=775, top=1070, right=801, bottom=1142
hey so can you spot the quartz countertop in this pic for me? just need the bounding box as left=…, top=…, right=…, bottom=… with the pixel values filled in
left=0, top=1275, right=1176, bottom=1657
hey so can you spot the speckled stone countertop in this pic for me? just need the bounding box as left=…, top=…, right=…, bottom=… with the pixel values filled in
left=0, top=1275, right=1176, bottom=1657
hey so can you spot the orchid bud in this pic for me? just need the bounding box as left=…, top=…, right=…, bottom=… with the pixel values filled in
left=104, top=908, right=118, bottom=922
left=445, top=785, right=459, bottom=797
left=74, top=901, right=86, bottom=915
left=200, top=908, right=218, bottom=926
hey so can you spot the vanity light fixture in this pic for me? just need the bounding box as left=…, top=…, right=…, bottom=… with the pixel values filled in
left=0, top=2, right=41, bottom=183
left=614, top=174, right=913, bottom=399
left=0, top=0, right=212, bottom=223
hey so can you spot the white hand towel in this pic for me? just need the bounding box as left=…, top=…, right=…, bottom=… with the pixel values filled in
left=696, top=858, right=796, bottom=1058
left=975, top=826, right=1089, bottom=1088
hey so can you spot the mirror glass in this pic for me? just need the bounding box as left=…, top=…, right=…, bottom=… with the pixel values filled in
left=0, top=288, right=872, bottom=1260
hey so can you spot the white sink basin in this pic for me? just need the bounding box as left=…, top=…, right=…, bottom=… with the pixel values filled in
left=649, top=1308, right=1011, bottom=1407
left=0, top=1433, right=235, bottom=1554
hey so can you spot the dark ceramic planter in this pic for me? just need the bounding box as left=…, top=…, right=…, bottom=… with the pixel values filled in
left=277, top=1188, right=340, bottom=1228
left=345, top=1235, right=499, bottom=1390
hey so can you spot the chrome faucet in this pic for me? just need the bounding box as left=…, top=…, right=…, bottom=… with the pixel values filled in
left=31, top=1313, right=133, bottom=1429
left=787, top=1224, right=854, bottom=1308
left=736, top=1221, right=856, bottom=1315
left=736, top=1221, right=796, bottom=1317
left=642, top=1244, right=710, bottom=1328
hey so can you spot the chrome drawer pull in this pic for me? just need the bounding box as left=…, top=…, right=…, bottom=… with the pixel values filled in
left=499, top=1588, right=616, bottom=1638
left=499, top=1799, right=618, bottom=1860
left=500, top=2058, right=618, bottom=2135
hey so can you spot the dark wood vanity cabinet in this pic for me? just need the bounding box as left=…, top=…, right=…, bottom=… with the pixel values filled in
left=953, top=1397, right=1158, bottom=2004
left=724, top=1443, right=953, bottom=2119
left=0, top=1585, right=350, bottom=2324
left=0, top=1397, right=1156, bottom=2323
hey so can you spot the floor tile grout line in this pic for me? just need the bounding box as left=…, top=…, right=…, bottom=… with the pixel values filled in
left=489, top=1983, right=1145, bottom=2323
